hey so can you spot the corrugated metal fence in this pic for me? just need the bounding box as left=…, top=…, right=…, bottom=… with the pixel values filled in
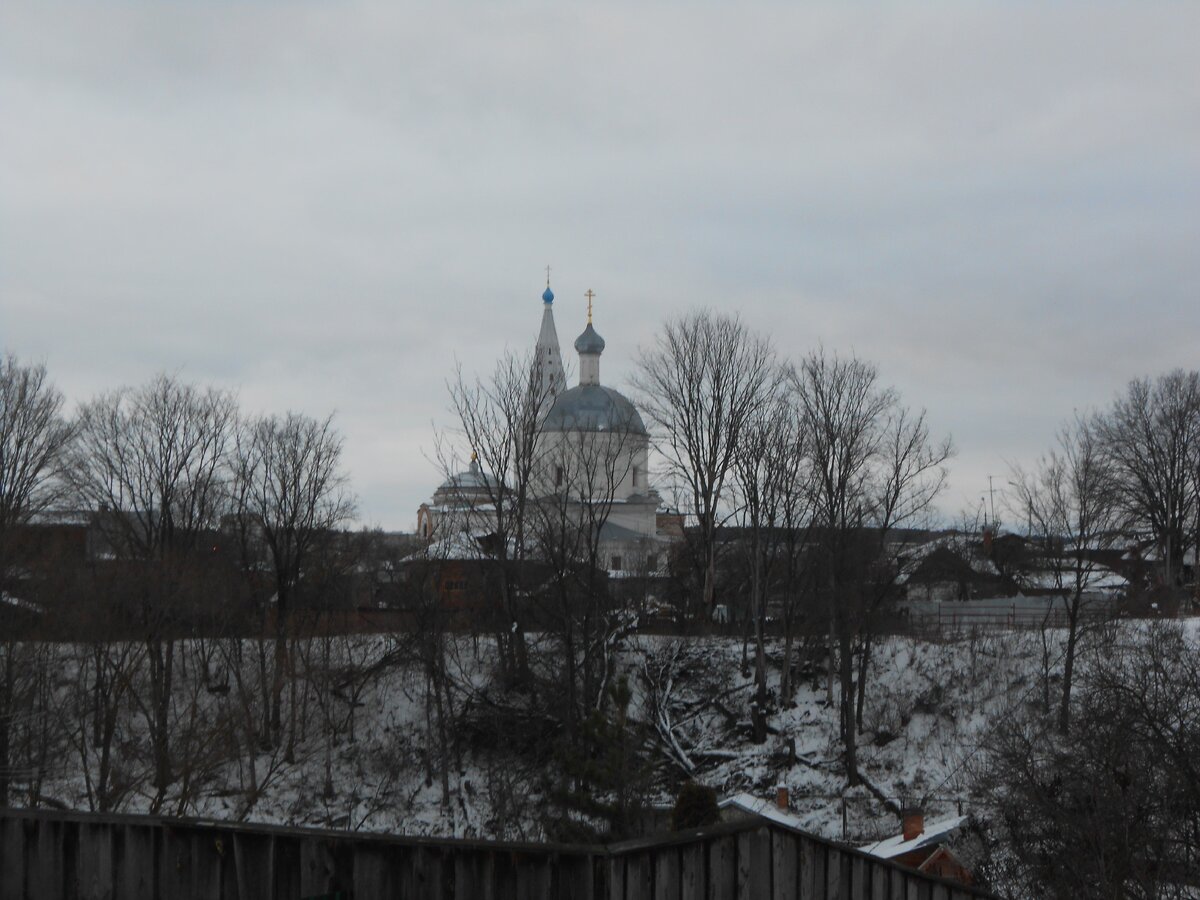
left=0, top=808, right=1002, bottom=899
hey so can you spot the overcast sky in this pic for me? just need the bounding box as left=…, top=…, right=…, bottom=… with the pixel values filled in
left=2, top=3, right=1197, bottom=530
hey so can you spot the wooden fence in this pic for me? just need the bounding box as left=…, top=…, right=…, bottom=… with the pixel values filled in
left=903, top=600, right=1117, bottom=635
left=0, top=808, right=1003, bottom=899
left=604, top=824, right=999, bottom=900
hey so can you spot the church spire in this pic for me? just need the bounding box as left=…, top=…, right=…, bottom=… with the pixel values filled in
left=535, top=273, right=566, bottom=400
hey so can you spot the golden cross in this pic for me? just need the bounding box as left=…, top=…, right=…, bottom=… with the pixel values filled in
left=585, top=289, right=595, bottom=323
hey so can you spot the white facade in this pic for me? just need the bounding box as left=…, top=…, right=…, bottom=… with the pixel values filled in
left=418, top=282, right=674, bottom=573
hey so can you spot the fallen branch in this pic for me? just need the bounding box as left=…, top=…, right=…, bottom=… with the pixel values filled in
left=854, top=768, right=902, bottom=815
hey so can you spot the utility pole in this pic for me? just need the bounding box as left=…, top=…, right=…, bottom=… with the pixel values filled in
left=987, top=475, right=997, bottom=529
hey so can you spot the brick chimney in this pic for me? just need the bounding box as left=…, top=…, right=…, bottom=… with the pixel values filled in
left=775, top=785, right=789, bottom=811
left=902, top=807, right=925, bottom=842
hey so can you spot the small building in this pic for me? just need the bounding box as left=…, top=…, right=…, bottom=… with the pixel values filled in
left=860, top=808, right=973, bottom=886
left=720, top=791, right=975, bottom=888
left=900, top=544, right=1016, bottom=602
left=416, top=453, right=498, bottom=542
left=718, top=788, right=807, bottom=829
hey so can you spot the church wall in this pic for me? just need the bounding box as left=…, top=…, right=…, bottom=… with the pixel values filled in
left=606, top=502, right=659, bottom=538
left=534, top=430, right=650, bottom=502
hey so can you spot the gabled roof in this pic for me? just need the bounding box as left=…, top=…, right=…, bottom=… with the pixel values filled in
left=717, top=793, right=805, bottom=829
left=859, top=814, right=966, bottom=860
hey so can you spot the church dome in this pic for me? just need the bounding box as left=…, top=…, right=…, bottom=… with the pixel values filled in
left=542, top=286, right=554, bottom=303
left=437, top=457, right=493, bottom=492
left=574, top=323, right=606, bottom=355
left=543, top=384, right=647, bottom=435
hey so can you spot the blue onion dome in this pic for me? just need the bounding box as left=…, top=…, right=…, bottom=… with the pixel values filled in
left=542, top=286, right=554, bottom=303
left=574, top=322, right=606, bottom=354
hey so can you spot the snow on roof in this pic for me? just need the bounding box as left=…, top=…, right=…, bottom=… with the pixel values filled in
left=401, top=531, right=496, bottom=563
left=1124, top=544, right=1199, bottom=565
left=859, top=815, right=966, bottom=860
left=1, top=593, right=44, bottom=614
left=718, top=793, right=806, bottom=830
left=1016, top=567, right=1127, bottom=592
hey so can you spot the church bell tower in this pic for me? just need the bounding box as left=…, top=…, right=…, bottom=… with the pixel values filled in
left=534, top=270, right=567, bottom=402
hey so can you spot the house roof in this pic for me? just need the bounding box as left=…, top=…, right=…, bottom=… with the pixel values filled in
left=859, top=815, right=966, bottom=860
left=717, top=793, right=806, bottom=829
left=401, top=531, right=500, bottom=563
left=599, top=520, right=658, bottom=543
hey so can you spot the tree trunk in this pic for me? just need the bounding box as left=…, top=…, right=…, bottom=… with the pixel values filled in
left=856, top=631, right=872, bottom=732
left=826, top=592, right=836, bottom=705
left=285, top=641, right=298, bottom=764
left=1059, top=593, right=1081, bottom=734
left=839, top=630, right=859, bottom=786
left=147, top=637, right=175, bottom=810
left=0, top=649, right=10, bottom=808
left=271, top=603, right=287, bottom=742
left=751, top=537, right=769, bottom=744
left=433, top=655, right=451, bottom=808
left=704, top=533, right=717, bottom=613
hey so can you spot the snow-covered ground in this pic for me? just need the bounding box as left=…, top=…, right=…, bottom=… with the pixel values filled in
left=623, top=629, right=1044, bottom=843
left=7, top=623, right=1081, bottom=847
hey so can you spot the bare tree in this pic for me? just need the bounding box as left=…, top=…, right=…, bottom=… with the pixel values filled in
left=634, top=310, right=777, bottom=615
left=0, top=354, right=72, bottom=549
left=66, top=640, right=144, bottom=812
left=1009, top=413, right=1121, bottom=733
left=0, top=641, right=67, bottom=809
left=0, top=355, right=71, bottom=807
left=528, top=404, right=641, bottom=747
left=444, top=348, right=553, bottom=683
left=731, top=382, right=802, bottom=742
left=1099, top=370, right=1200, bottom=591
left=66, top=374, right=236, bottom=558
left=981, top=623, right=1200, bottom=898
left=792, top=348, right=951, bottom=785
left=230, top=412, right=354, bottom=748
left=63, top=373, right=237, bottom=809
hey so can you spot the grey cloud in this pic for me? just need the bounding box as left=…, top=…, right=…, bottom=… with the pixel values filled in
left=1, top=2, right=1197, bottom=527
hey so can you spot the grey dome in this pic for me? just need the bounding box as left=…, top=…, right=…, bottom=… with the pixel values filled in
left=574, top=323, right=606, bottom=355
left=437, top=458, right=493, bottom=492
left=543, top=385, right=647, bottom=435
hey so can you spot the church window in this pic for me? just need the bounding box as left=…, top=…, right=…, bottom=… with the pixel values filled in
left=611, top=555, right=622, bottom=571
left=647, top=554, right=658, bottom=571
left=555, top=465, right=564, bottom=487
left=632, top=465, right=641, bottom=488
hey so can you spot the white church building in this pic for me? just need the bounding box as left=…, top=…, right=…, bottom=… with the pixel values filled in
left=417, top=280, right=675, bottom=575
